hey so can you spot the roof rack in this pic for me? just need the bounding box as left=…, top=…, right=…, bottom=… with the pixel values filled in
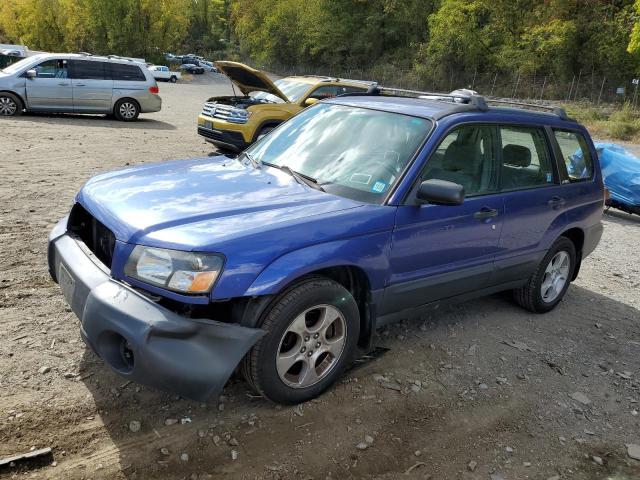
left=344, top=85, right=570, bottom=120
left=77, top=51, right=93, bottom=56
left=483, top=99, right=569, bottom=120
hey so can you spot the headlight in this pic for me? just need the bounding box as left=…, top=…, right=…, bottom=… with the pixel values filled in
left=124, top=246, right=223, bottom=294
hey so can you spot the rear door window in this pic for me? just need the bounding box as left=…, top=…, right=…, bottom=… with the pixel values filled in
left=499, top=126, right=555, bottom=191
left=109, top=63, right=146, bottom=81
left=69, top=60, right=107, bottom=80
left=553, top=130, right=594, bottom=181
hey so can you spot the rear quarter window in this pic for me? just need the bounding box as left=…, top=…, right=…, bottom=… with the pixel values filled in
left=109, top=63, right=146, bottom=81
left=553, top=130, right=594, bottom=181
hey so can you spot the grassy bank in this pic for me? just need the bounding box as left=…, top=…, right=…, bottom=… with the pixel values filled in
left=564, top=103, right=640, bottom=141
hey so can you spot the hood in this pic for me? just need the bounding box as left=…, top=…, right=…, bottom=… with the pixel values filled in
left=77, top=156, right=363, bottom=249
left=214, top=61, right=289, bottom=102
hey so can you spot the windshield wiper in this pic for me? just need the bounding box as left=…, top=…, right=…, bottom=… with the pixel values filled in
left=239, top=151, right=261, bottom=169
left=263, top=162, right=325, bottom=192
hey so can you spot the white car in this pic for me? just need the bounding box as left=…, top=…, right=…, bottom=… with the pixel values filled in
left=148, top=65, right=181, bottom=83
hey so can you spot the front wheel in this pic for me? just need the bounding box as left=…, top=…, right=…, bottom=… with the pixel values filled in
left=0, top=92, right=22, bottom=116
left=243, top=277, right=360, bottom=404
left=513, top=237, right=576, bottom=313
left=114, top=98, right=140, bottom=121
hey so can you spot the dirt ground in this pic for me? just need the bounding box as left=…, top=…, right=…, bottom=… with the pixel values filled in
left=1, top=73, right=640, bottom=480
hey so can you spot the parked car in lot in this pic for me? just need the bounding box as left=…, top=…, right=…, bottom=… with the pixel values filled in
left=180, top=63, right=205, bottom=74
left=199, top=60, right=219, bottom=73
left=148, top=65, right=181, bottom=83
left=0, top=53, right=161, bottom=120
left=49, top=90, right=603, bottom=404
left=197, top=61, right=375, bottom=151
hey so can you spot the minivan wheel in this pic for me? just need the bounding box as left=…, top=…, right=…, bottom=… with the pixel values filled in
left=114, top=98, right=140, bottom=121
left=243, top=277, right=360, bottom=404
left=0, top=93, right=22, bottom=116
left=513, top=237, right=576, bottom=313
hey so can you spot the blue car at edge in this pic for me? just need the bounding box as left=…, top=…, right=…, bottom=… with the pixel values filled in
left=48, top=92, right=604, bottom=404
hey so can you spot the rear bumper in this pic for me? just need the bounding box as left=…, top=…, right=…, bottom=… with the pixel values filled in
left=138, top=93, right=162, bottom=113
left=47, top=218, right=264, bottom=401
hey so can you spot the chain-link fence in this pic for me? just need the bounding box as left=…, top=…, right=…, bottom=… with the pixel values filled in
left=245, top=59, right=640, bottom=107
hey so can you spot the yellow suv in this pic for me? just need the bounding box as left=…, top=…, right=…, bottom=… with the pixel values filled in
left=197, top=61, right=375, bottom=152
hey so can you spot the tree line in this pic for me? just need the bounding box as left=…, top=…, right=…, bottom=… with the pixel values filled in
left=2, top=0, right=640, bottom=85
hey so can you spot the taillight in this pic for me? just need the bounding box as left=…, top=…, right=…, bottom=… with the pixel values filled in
left=149, top=85, right=159, bottom=94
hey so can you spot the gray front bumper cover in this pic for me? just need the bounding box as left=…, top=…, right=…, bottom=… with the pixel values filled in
left=48, top=219, right=264, bottom=402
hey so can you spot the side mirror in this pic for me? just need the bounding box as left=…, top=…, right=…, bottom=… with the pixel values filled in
left=26, top=69, right=37, bottom=79
left=416, top=179, right=465, bottom=205
left=303, top=97, right=319, bottom=107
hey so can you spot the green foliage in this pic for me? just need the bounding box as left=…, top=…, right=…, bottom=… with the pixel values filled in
left=0, top=0, right=638, bottom=85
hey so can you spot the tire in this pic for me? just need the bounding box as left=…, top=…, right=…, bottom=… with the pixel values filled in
left=513, top=236, right=576, bottom=313
left=242, top=277, right=360, bottom=404
left=0, top=92, right=22, bottom=116
left=169, top=76, right=177, bottom=83
left=114, top=98, right=140, bottom=122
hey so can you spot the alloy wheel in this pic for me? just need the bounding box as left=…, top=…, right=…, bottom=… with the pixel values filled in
left=0, top=96, right=17, bottom=116
left=276, top=304, right=347, bottom=388
left=119, top=102, right=137, bottom=119
left=541, top=251, right=570, bottom=302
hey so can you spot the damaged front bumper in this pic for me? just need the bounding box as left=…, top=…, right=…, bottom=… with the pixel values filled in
left=47, top=218, right=264, bottom=402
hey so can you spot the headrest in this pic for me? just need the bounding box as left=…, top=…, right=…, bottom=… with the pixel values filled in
left=503, top=144, right=531, bottom=167
left=443, top=141, right=477, bottom=172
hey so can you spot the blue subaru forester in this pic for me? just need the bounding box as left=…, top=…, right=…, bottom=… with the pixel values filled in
left=48, top=91, right=603, bottom=404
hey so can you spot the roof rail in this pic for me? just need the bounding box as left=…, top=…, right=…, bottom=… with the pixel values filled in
left=483, top=99, right=569, bottom=120
left=341, top=85, right=571, bottom=120
left=368, top=85, right=476, bottom=103
left=77, top=51, right=92, bottom=56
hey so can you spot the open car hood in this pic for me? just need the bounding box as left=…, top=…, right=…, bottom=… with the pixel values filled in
left=214, top=61, right=289, bottom=102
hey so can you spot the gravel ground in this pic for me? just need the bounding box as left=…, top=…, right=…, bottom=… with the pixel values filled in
left=1, top=74, right=639, bottom=480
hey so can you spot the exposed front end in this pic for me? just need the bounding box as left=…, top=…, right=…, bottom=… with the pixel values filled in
left=47, top=205, right=264, bottom=401
left=197, top=97, right=258, bottom=151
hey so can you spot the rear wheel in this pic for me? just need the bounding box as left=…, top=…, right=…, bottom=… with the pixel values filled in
left=0, top=92, right=22, bottom=116
left=114, top=98, right=140, bottom=121
left=513, top=237, right=576, bottom=313
left=243, top=277, right=360, bottom=404
left=169, top=76, right=177, bottom=83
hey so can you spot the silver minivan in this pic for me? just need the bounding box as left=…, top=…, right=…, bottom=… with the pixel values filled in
left=0, top=53, right=161, bottom=121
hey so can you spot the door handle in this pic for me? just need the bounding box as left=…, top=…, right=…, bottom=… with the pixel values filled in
left=58, top=82, right=69, bottom=86
left=548, top=196, right=566, bottom=208
left=473, top=207, right=499, bottom=220
left=75, top=83, right=86, bottom=87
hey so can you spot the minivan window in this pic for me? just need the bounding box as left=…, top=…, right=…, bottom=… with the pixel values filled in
left=69, top=60, right=107, bottom=80
left=553, top=130, right=594, bottom=181
left=422, top=124, right=499, bottom=197
left=1, top=55, right=44, bottom=74
left=110, top=63, right=146, bottom=81
left=34, top=59, right=68, bottom=79
left=500, top=126, right=554, bottom=191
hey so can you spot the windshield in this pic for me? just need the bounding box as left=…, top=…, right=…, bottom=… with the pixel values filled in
left=246, top=103, right=432, bottom=203
left=1, top=55, right=40, bottom=74
left=251, top=78, right=311, bottom=104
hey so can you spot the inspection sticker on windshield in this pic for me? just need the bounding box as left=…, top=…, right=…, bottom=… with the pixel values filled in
left=371, top=181, right=386, bottom=193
